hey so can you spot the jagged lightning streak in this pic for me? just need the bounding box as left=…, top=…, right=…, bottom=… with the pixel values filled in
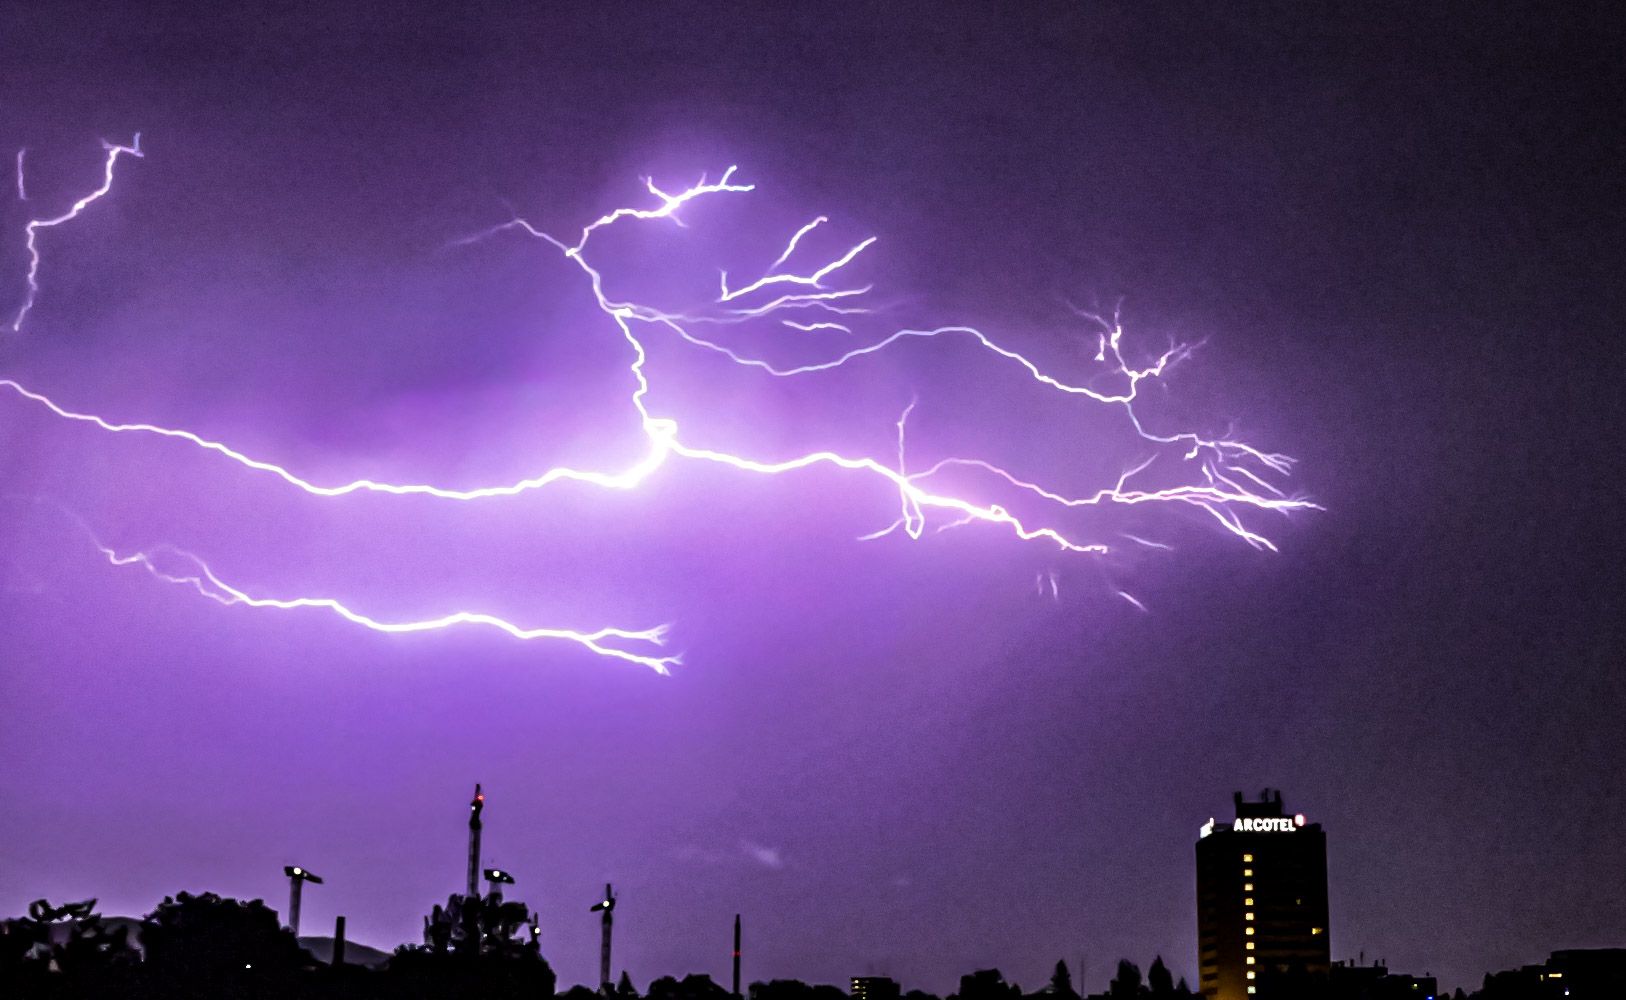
left=3, top=138, right=681, bottom=671
left=1, top=139, right=1317, bottom=668
left=9, top=135, right=142, bottom=333
left=93, top=539, right=678, bottom=673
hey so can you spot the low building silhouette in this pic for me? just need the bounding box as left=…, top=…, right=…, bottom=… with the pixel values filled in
left=852, top=976, right=900, bottom=1000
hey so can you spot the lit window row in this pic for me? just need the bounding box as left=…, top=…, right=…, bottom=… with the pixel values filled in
left=1243, top=852, right=1259, bottom=994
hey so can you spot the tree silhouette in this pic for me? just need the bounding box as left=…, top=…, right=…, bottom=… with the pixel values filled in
left=619, top=970, right=639, bottom=996
left=1108, top=960, right=1143, bottom=997
left=390, top=891, right=557, bottom=1000
left=418, top=892, right=542, bottom=960
left=0, top=899, right=144, bottom=1000
left=957, top=968, right=1020, bottom=1000
left=1146, top=956, right=1173, bottom=997
left=44, top=903, right=140, bottom=993
left=651, top=972, right=731, bottom=1000
left=1049, top=959, right=1077, bottom=998
left=139, top=891, right=306, bottom=996
left=0, top=908, right=48, bottom=986
left=751, top=979, right=851, bottom=1000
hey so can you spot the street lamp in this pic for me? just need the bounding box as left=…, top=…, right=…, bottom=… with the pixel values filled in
left=283, top=866, right=323, bottom=938
left=484, top=867, right=516, bottom=895
left=590, top=883, right=617, bottom=992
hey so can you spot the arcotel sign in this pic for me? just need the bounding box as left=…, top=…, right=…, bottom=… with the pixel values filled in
left=1233, top=814, right=1307, bottom=833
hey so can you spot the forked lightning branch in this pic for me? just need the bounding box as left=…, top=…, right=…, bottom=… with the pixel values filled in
left=2, top=137, right=1317, bottom=672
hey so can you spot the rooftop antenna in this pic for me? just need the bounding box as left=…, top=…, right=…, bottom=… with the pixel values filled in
left=283, top=865, right=323, bottom=937
left=467, top=784, right=485, bottom=898
left=590, top=882, right=617, bottom=992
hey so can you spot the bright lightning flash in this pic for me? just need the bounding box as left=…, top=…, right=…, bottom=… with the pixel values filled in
left=1, top=139, right=1317, bottom=673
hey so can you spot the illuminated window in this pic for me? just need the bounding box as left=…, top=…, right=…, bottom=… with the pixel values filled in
left=1311, top=927, right=1324, bottom=936
left=1243, top=869, right=1253, bottom=877
left=1244, top=898, right=1254, bottom=906
left=1244, top=883, right=1253, bottom=891
left=1246, top=942, right=1255, bottom=951
left=1243, top=854, right=1253, bottom=862
left=1247, top=972, right=1256, bottom=980
left=1247, top=989, right=1256, bottom=996
left=1246, top=928, right=1255, bottom=936
left=1245, top=912, right=1255, bottom=921
left=1246, top=957, right=1255, bottom=966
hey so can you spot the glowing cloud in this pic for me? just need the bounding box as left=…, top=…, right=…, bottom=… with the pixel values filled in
left=1, top=138, right=1316, bottom=671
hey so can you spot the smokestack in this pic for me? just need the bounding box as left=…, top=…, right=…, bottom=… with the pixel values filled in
left=332, top=915, right=346, bottom=966
left=467, top=783, right=484, bottom=898
left=732, top=913, right=741, bottom=998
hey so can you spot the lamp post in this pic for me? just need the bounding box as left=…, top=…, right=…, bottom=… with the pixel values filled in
left=467, top=784, right=485, bottom=898
left=590, top=883, right=617, bottom=992
left=484, top=867, right=516, bottom=896
left=283, top=866, right=323, bottom=937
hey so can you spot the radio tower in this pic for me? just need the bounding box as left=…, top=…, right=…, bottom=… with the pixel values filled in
left=467, top=784, right=484, bottom=898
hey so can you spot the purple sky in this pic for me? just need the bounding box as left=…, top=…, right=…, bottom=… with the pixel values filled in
left=1, top=3, right=1623, bottom=995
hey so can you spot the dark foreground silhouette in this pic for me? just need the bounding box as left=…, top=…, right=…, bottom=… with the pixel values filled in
left=0, top=896, right=1607, bottom=999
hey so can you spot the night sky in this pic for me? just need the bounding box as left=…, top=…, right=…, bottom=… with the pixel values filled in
left=2, top=2, right=1623, bottom=995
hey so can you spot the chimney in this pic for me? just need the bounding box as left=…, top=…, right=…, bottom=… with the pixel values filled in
left=332, top=915, right=346, bottom=966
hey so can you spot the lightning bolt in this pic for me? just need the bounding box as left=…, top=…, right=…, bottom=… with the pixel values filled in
left=9, top=135, right=142, bottom=333
left=1, top=137, right=1317, bottom=671
left=99, top=543, right=679, bottom=672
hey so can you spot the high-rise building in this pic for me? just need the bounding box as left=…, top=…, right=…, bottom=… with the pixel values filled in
left=1195, top=789, right=1329, bottom=1000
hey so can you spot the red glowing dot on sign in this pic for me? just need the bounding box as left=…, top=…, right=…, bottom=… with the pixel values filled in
left=1294, top=814, right=1305, bottom=826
